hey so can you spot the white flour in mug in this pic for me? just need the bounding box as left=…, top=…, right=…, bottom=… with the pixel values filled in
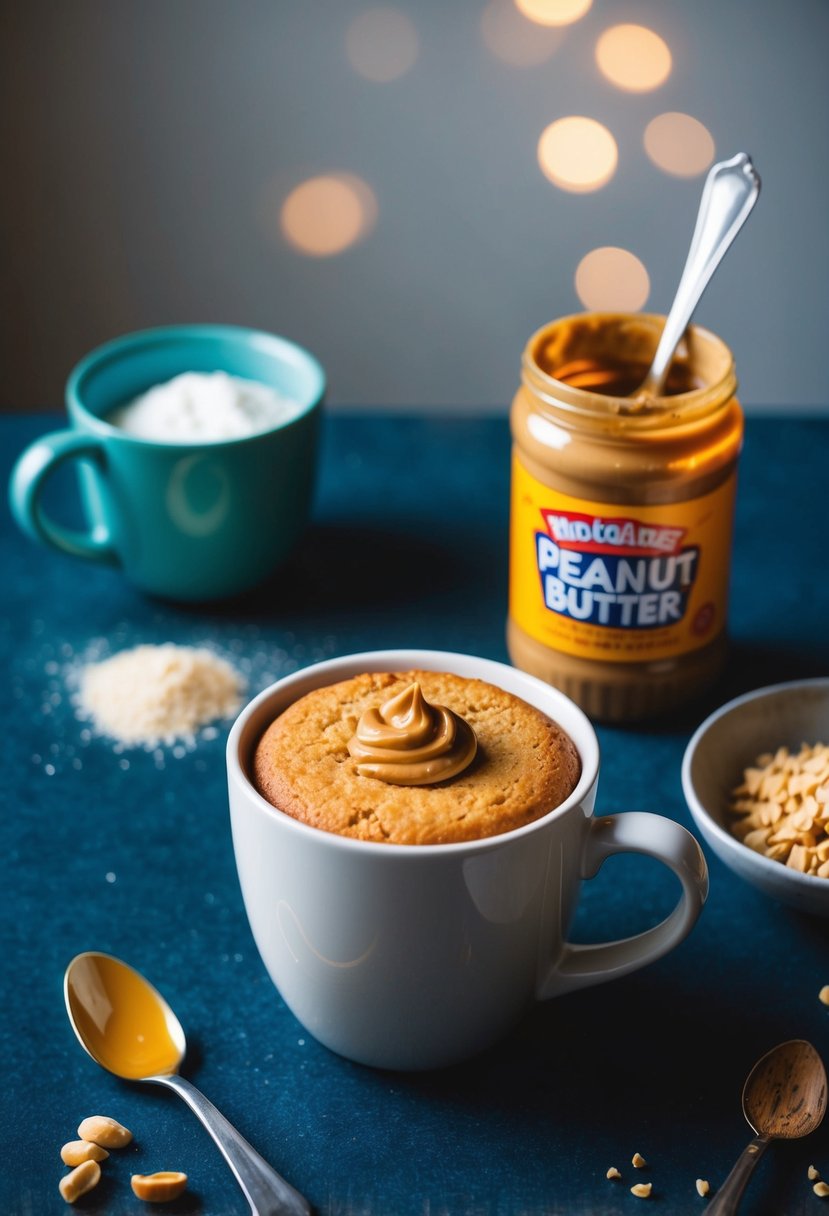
left=106, top=371, right=302, bottom=442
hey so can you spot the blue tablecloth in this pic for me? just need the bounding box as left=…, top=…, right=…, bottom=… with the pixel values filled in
left=3, top=410, right=829, bottom=1216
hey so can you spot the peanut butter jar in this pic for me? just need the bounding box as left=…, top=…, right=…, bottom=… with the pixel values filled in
left=507, top=312, right=743, bottom=723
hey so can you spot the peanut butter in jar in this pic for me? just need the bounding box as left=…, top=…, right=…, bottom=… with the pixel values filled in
left=507, top=312, right=743, bottom=723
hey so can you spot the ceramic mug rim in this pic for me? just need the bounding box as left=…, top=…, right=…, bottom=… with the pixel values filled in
left=64, top=323, right=327, bottom=449
left=226, top=648, right=601, bottom=857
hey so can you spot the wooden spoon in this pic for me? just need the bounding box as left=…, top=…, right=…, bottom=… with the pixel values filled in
left=708, top=1039, right=827, bottom=1214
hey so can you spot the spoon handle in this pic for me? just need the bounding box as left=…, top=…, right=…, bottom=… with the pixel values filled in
left=639, top=152, right=761, bottom=398
left=148, top=1073, right=311, bottom=1216
left=706, top=1133, right=770, bottom=1215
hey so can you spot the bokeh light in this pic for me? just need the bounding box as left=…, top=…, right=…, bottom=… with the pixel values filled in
left=481, top=0, right=564, bottom=67
left=280, top=174, right=378, bottom=257
left=644, top=112, right=715, bottom=177
left=538, top=117, right=617, bottom=193
left=514, top=0, right=592, bottom=26
left=595, top=24, right=671, bottom=92
left=345, top=6, right=419, bottom=83
left=575, top=247, right=650, bottom=311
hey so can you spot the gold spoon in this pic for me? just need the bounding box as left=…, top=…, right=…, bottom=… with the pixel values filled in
left=707, top=1039, right=827, bottom=1214
left=64, top=951, right=311, bottom=1216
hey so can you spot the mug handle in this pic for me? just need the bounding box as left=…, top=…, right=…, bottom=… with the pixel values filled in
left=9, top=430, right=117, bottom=564
left=538, top=812, right=708, bottom=999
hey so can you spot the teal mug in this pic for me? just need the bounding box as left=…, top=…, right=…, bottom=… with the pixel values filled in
left=9, top=325, right=325, bottom=601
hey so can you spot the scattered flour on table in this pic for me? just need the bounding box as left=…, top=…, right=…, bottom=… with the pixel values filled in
left=17, top=622, right=338, bottom=772
left=76, top=643, right=245, bottom=749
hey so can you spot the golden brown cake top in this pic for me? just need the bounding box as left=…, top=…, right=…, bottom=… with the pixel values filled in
left=252, top=670, right=581, bottom=845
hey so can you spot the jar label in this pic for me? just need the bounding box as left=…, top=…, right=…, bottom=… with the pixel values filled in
left=509, top=455, right=737, bottom=663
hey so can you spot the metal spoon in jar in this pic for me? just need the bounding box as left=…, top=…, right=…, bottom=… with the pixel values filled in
left=64, top=951, right=311, bottom=1216
left=635, top=152, right=761, bottom=401
left=707, top=1039, right=827, bottom=1215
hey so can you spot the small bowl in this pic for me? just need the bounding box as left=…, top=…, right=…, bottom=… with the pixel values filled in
left=681, top=678, right=829, bottom=916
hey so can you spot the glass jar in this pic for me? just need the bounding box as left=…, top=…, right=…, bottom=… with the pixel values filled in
left=507, top=311, right=744, bottom=723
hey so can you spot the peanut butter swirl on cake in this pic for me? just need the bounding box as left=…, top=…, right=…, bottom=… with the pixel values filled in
left=346, top=681, right=477, bottom=785
left=252, top=670, right=581, bottom=845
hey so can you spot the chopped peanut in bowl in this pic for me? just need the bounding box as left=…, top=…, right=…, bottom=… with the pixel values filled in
left=728, top=743, right=829, bottom=875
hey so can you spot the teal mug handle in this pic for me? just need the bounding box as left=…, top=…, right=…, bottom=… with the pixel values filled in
left=9, top=430, right=117, bottom=564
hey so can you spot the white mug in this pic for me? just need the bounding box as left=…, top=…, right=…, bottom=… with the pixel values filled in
left=226, top=650, right=708, bottom=1071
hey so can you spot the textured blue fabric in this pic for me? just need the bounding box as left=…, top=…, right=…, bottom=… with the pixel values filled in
left=2, top=411, right=828, bottom=1216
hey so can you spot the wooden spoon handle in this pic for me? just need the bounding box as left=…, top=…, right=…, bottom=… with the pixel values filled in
left=707, top=1134, right=770, bottom=1215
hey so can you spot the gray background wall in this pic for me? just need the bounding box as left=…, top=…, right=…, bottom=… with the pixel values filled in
left=3, top=0, right=828, bottom=413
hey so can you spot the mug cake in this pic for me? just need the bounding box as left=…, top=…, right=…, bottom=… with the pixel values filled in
left=252, top=669, right=581, bottom=844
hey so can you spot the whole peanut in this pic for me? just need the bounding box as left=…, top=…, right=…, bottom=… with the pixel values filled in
left=61, top=1139, right=109, bottom=1166
left=59, top=1160, right=101, bottom=1204
left=131, top=1171, right=188, bottom=1203
left=77, top=1114, right=133, bottom=1148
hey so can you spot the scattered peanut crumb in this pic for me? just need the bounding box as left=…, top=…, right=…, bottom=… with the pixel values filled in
left=78, top=1114, right=133, bottom=1149
left=606, top=1167, right=621, bottom=1180
left=131, top=1171, right=188, bottom=1203
left=59, top=1113, right=139, bottom=1204
left=61, top=1140, right=109, bottom=1166
left=810, top=1165, right=822, bottom=1181
left=696, top=1178, right=710, bottom=1196
left=59, top=1160, right=101, bottom=1204
left=728, top=743, right=829, bottom=873
left=632, top=1152, right=647, bottom=1169
left=631, top=1182, right=652, bottom=1198
left=820, top=987, right=829, bottom=1006
left=814, top=1181, right=829, bottom=1198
